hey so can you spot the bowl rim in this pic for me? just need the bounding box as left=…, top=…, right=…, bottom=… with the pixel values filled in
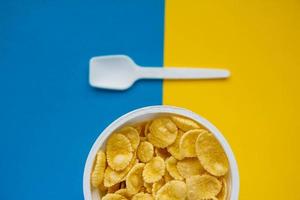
left=83, top=105, right=240, bottom=200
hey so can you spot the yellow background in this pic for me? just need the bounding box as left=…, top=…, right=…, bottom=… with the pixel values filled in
left=163, top=0, right=300, bottom=199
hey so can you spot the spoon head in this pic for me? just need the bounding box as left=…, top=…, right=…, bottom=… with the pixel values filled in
left=89, top=55, right=138, bottom=90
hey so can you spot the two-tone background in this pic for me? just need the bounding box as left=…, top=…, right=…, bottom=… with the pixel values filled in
left=1, top=0, right=299, bottom=199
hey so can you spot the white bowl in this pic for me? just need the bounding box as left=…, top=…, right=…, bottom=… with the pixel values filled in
left=83, top=105, right=239, bottom=200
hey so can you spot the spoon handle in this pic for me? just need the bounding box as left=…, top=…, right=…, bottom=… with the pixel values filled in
left=138, top=67, right=230, bottom=79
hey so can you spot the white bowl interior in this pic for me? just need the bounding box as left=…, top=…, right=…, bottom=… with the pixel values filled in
left=83, top=106, right=239, bottom=200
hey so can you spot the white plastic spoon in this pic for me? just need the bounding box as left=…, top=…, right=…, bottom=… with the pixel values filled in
left=89, top=55, right=230, bottom=90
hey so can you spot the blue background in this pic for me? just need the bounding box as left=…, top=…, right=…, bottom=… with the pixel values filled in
left=0, top=0, right=164, bottom=199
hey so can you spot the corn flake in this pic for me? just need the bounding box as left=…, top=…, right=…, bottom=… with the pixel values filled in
left=176, top=158, right=204, bottom=179
left=106, top=134, right=133, bottom=171
left=180, top=129, right=207, bottom=158
left=196, top=132, right=229, bottom=176
left=167, top=130, right=184, bottom=160
left=186, top=174, right=222, bottom=200
left=156, top=180, right=187, bottom=200
left=91, top=150, right=106, bottom=187
left=137, top=141, right=154, bottom=163
left=171, top=115, right=201, bottom=131
left=147, top=117, right=178, bottom=148
left=143, top=157, right=165, bottom=183
left=126, top=163, right=145, bottom=194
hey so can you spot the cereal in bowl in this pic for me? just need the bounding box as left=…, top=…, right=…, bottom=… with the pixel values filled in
left=91, top=116, right=229, bottom=200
